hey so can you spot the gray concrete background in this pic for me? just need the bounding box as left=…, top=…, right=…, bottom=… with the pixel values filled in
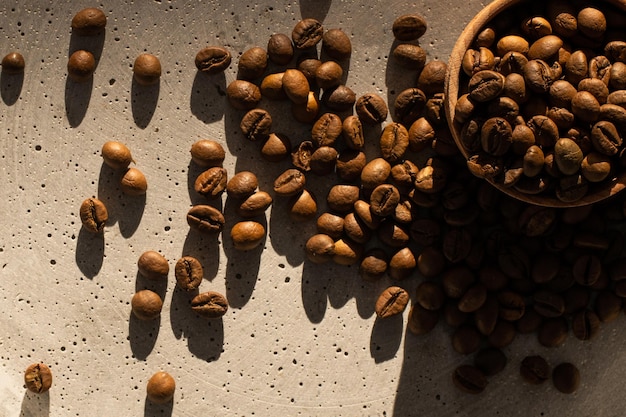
left=1, top=0, right=625, bottom=416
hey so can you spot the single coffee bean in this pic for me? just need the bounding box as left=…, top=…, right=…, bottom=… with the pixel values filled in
left=322, top=28, right=352, bottom=60
left=131, top=289, right=163, bottom=321
left=549, top=79, right=577, bottom=108
left=343, top=212, right=371, bottom=243
left=442, top=227, right=472, bottom=263
left=342, top=115, right=364, bottom=150
left=312, top=113, right=342, bottom=147
left=231, top=221, right=265, bottom=250
left=315, top=60, right=343, bottom=90
left=194, top=167, right=227, bottom=199
left=392, top=43, right=427, bottom=70
left=297, top=57, right=322, bottom=83
left=578, top=7, right=606, bottom=38
left=175, top=256, right=203, bottom=291
left=227, top=171, right=258, bottom=199
left=336, top=150, right=366, bottom=182
left=359, top=248, right=388, bottom=281
left=237, top=46, right=267, bottom=80
left=416, top=281, right=445, bottom=311
left=67, top=50, right=96, bottom=82
left=390, top=160, right=419, bottom=194
left=488, top=320, right=517, bottom=348
left=388, top=247, right=416, bottom=280
left=187, top=205, right=225, bottom=233
left=408, top=304, right=439, bottom=335
left=146, top=371, right=175, bottom=404
left=378, top=221, right=410, bottom=249
left=414, top=161, right=448, bottom=194
left=499, top=51, right=529, bottom=75
left=353, top=200, right=381, bottom=230
left=260, top=72, right=287, bottom=100
left=380, top=123, right=409, bottom=162
left=394, top=88, right=427, bottom=126
left=444, top=301, right=470, bottom=327
left=572, top=254, right=602, bottom=286
left=409, top=117, right=436, bottom=151
left=316, top=212, right=344, bottom=239
left=417, top=60, right=447, bottom=95
left=120, top=167, right=148, bottom=196
left=537, top=317, right=568, bottom=347
left=452, top=365, right=487, bottom=394
left=261, top=133, right=291, bottom=162
left=481, top=117, right=512, bottom=156
left=564, top=50, right=588, bottom=85
left=282, top=69, right=310, bottom=104
left=322, top=84, right=356, bottom=111
left=309, top=146, right=338, bottom=175
left=474, top=296, right=499, bottom=335
left=327, top=184, right=360, bottom=213
left=236, top=191, right=272, bottom=218
left=267, top=33, right=293, bottom=65
left=375, top=286, right=409, bottom=318
left=520, top=355, right=550, bottom=384
left=458, top=284, right=487, bottom=313
left=475, top=347, right=507, bottom=376
left=462, top=47, right=496, bottom=76
left=190, top=139, right=226, bottom=168
left=305, top=233, right=336, bottom=264
left=528, top=35, right=563, bottom=61
left=572, top=309, right=600, bottom=340
left=370, top=184, right=400, bottom=217
left=288, top=189, right=317, bottom=222
left=71, top=7, right=107, bottom=36
left=552, top=363, right=580, bottom=394
left=133, top=53, right=161, bottom=86
left=80, top=197, right=108, bottom=233
left=452, top=325, right=482, bottom=354
left=1, top=52, right=25, bottom=74
left=556, top=174, right=588, bottom=203
left=226, top=80, right=261, bottom=110
left=392, top=13, right=427, bottom=41
left=497, top=35, right=529, bottom=56
left=498, top=291, right=525, bottom=321
left=361, top=158, right=391, bottom=189
left=24, top=363, right=52, bottom=394
left=595, top=290, right=622, bottom=322
left=191, top=291, right=229, bottom=318
left=333, top=238, right=363, bottom=266
left=554, top=138, right=583, bottom=176
left=442, top=266, right=475, bottom=299
left=138, top=251, right=169, bottom=280
left=533, top=290, right=565, bottom=318
left=292, top=92, right=319, bottom=124
left=356, top=93, right=388, bottom=125
left=522, top=16, right=552, bottom=39
left=591, top=121, right=622, bottom=155
left=468, top=70, right=505, bottom=102
left=240, top=109, right=272, bottom=142
left=475, top=26, right=496, bottom=47
left=195, top=46, right=231, bottom=74
left=292, top=18, right=323, bottom=50
left=101, top=141, right=133, bottom=170
left=579, top=78, right=609, bottom=104
left=291, top=141, right=314, bottom=172
left=524, top=59, right=560, bottom=93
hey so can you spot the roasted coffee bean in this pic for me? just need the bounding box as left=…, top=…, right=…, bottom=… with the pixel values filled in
left=231, top=221, right=265, bottom=250
left=120, top=167, right=148, bottom=196
left=288, top=189, right=317, bottom=222
left=67, top=50, right=96, bottom=82
left=516, top=309, right=543, bottom=334
left=414, top=163, right=448, bottom=194
left=227, top=171, right=258, bottom=199
left=359, top=248, right=388, bottom=281
left=322, top=84, right=356, bottom=111
left=237, top=46, right=267, bottom=80
left=475, top=26, right=496, bottom=48
left=390, top=160, right=419, bottom=194
left=343, top=212, right=371, bottom=244
left=409, top=117, right=436, bottom=152
left=474, top=296, right=499, bottom=335
left=195, top=46, right=231, bottom=74
left=333, top=238, right=363, bottom=266
left=524, top=59, right=560, bottom=93
left=572, top=91, right=600, bottom=123
left=226, top=80, right=261, bottom=110
left=138, top=251, right=169, bottom=280
left=499, top=51, right=529, bottom=75
left=322, top=28, right=352, bottom=60
left=572, top=309, right=600, bottom=341
left=481, top=117, right=512, bottom=156
left=417, top=60, right=447, bottom=95
left=260, top=72, right=287, bottom=100
left=468, top=70, right=505, bottom=102
left=237, top=191, right=272, bottom=219
left=282, top=69, right=309, bottom=104
left=589, top=56, right=612, bottom=85
left=497, top=245, right=530, bottom=280
left=475, top=348, right=507, bottom=376
left=393, top=198, right=415, bottom=224
left=24, top=363, right=53, bottom=394
left=595, top=290, right=622, bottom=322
left=354, top=200, right=381, bottom=230
left=488, top=319, right=516, bottom=348
left=393, top=43, right=427, bottom=70
left=291, top=141, right=314, bottom=172
left=297, top=57, right=322, bottom=83
left=498, top=291, right=525, bottom=321
left=273, top=169, right=306, bottom=197
left=520, top=355, right=550, bottom=385
left=442, top=266, right=475, bottom=299
left=292, top=91, right=320, bottom=123
left=175, top=256, right=203, bottom=291
left=378, top=221, right=410, bottom=249
left=572, top=254, right=602, bottom=286
left=528, top=35, right=563, bottom=61
left=315, top=61, right=343, bottom=90
left=410, top=217, right=440, bottom=246
left=392, top=13, right=427, bottom=41
left=71, top=7, right=106, bottom=36
left=195, top=167, right=227, bottom=199
left=267, top=33, right=293, bottom=65
left=452, top=325, right=482, bottom=355
left=187, top=205, right=225, bottom=233
left=190, top=139, right=225, bottom=167
left=533, top=290, right=565, bottom=318
left=312, top=113, right=342, bottom=147
left=553, top=138, right=582, bottom=176
left=292, top=18, right=323, bottom=50
left=191, top=291, right=229, bottom=318
left=306, top=233, right=336, bottom=264
left=1, top=51, right=25, bottom=74
left=538, top=317, right=568, bottom=347
left=458, top=284, right=487, bottom=313
left=415, top=281, right=445, bottom=311
left=342, top=115, right=364, bottom=150
left=388, top=247, right=416, bottom=280
left=131, top=289, right=162, bottom=321
left=444, top=301, right=470, bottom=327
left=133, top=53, right=161, bottom=86
left=380, top=123, right=409, bottom=162
left=452, top=365, right=487, bottom=394
left=408, top=303, right=439, bottom=335
left=522, top=16, right=552, bottom=40
left=591, top=121, right=622, bottom=155
left=462, top=47, right=496, bottom=76
left=146, top=372, right=175, bottom=404
left=442, top=228, right=472, bottom=263
left=327, top=184, right=360, bottom=213
left=356, top=93, right=388, bottom=125
left=317, top=213, right=344, bottom=239
left=361, top=157, right=391, bottom=189
left=497, top=35, right=529, bottom=56
left=80, top=197, right=108, bottom=233
left=394, top=88, right=427, bottom=126
left=375, top=286, right=409, bottom=318
left=261, top=133, right=291, bottom=162
left=240, top=109, right=272, bottom=141
left=580, top=78, right=609, bottom=104
left=309, top=146, right=338, bottom=175
left=370, top=184, right=400, bottom=217
left=101, top=141, right=133, bottom=170
left=552, top=363, right=580, bottom=394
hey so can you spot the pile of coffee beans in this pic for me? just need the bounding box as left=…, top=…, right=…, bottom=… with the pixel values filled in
left=454, top=0, right=626, bottom=203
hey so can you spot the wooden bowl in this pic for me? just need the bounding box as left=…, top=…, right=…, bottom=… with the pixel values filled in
left=444, top=0, right=626, bottom=207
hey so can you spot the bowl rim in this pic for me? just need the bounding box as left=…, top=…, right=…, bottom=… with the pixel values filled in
left=444, top=0, right=626, bottom=208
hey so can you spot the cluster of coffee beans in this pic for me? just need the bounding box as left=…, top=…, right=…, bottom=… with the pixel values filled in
left=67, top=8, right=106, bottom=83
left=101, top=140, right=148, bottom=195
left=454, top=0, right=626, bottom=203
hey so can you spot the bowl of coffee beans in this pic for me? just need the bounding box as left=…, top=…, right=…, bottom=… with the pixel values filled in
left=445, top=0, right=626, bottom=207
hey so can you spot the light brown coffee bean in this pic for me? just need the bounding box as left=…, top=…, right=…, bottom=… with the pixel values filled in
left=237, top=46, right=268, bottom=80
left=316, top=213, right=344, bottom=239
left=315, top=61, right=343, bottom=90
left=333, top=238, right=363, bottom=266
left=282, top=69, right=310, bottom=104
left=131, top=289, right=163, bottom=321
left=393, top=43, right=427, bottom=70
left=392, top=14, right=427, bottom=41
left=187, top=205, right=225, bottom=233
left=195, top=46, right=232, bottom=74
left=322, top=28, right=352, bottom=60
left=146, top=371, right=175, bottom=404
left=312, top=113, right=342, bottom=147
left=394, top=88, right=427, bottom=125
left=327, top=184, right=360, bottom=213
left=68, top=50, right=95, bottom=82
left=1, top=52, right=25, bottom=74
left=236, top=191, right=273, bottom=218
left=227, top=80, right=261, bottom=110
left=261, top=133, right=291, bottom=162
left=80, top=197, right=108, bottom=233
left=336, top=150, right=366, bottom=182
left=240, top=109, right=272, bottom=142
left=305, top=233, right=335, bottom=264
left=191, top=291, right=229, bottom=318
left=189, top=139, right=226, bottom=168
left=267, top=33, right=293, bottom=65
left=356, top=93, right=388, bottom=125
left=24, top=363, right=52, bottom=394
left=273, top=169, right=306, bottom=196
left=417, top=60, right=447, bottom=95
left=322, top=84, right=356, bottom=111
left=292, top=18, right=323, bottom=50
left=101, top=141, right=133, bottom=170
left=133, top=54, right=161, bottom=86
left=231, top=221, right=265, bottom=250
left=388, top=247, right=416, bottom=280
left=375, top=286, right=409, bottom=318
left=195, top=167, right=227, bottom=199
left=370, top=184, right=400, bottom=217
left=380, top=123, right=409, bottom=162
left=138, top=251, right=169, bottom=280
left=342, top=115, right=364, bottom=150
left=288, top=189, right=317, bottom=222
left=309, top=146, right=338, bottom=175
left=260, top=73, right=287, bottom=100
left=359, top=249, right=388, bottom=281
left=175, top=256, right=203, bottom=291
left=71, top=7, right=107, bottom=36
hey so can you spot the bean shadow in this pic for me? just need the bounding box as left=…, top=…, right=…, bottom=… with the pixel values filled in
left=128, top=272, right=168, bottom=361
left=298, top=0, right=332, bottom=21
left=169, top=285, right=224, bottom=362
left=68, top=30, right=105, bottom=63
left=97, top=163, right=145, bottom=238
left=131, top=78, right=160, bottom=129
left=190, top=71, right=227, bottom=125
left=65, top=77, right=93, bottom=127
left=300, top=261, right=334, bottom=323
left=385, top=41, right=423, bottom=123
left=181, top=229, right=221, bottom=283
left=370, top=314, right=404, bottom=363
left=75, top=226, right=105, bottom=279
left=1, top=71, right=24, bottom=105
left=20, top=389, right=50, bottom=417
left=144, top=398, right=173, bottom=417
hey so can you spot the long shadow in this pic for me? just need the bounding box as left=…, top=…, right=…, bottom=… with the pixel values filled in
left=68, top=30, right=105, bottom=63
left=75, top=226, right=105, bottom=279
left=300, top=260, right=333, bottom=323
left=1, top=71, right=24, bottom=105
left=298, top=0, right=332, bottom=21
left=20, top=389, right=50, bottom=417
left=65, top=76, right=93, bottom=127
left=131, top=78, right=160, bottom=128
left=144, top=398, right=173, bottom=417
left=180, top=229, right=221, bottom=283
left=385, top=41, right=422, bottom=125
left=370, top=314, right=404, bottom=363
left=190, top=71, right=227, bottom=125
left=129, top=272, right=168, bottom=360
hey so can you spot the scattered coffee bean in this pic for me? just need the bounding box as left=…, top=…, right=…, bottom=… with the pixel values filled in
left=191, top=291, right=229, bottom=318
left=71, top=7, right=107, bottom=36
left=261, top=133, right=291, bottom=162
left=356, top=93, right=389, bottom=125
left=120, top=167, right=148, bottom=196
left=175, top=256, right=203, bottom=291
left=359, top=248, right=388, bottom=281
left=520, top=355, right=550, bottom=384
left=452, top=365, right=487, bottom=394
left=24, top=363, right=52, bottom=394
left=267, top=33, right=294, bottom=65
left=187, top=205, right=225, bottom=234
left=194, top=167, right=227, bottom=199
left=226, top=80, right=261, bottom=110
left=273, top=169, right=306, bottom=196
left=288, top=189, right=317, bottom=222
left=195, top=46, right=231, bottom=74
left=133, top=54, right=161, bottom=86
left=190, top=139, right=226, bottom=167
left=237, top=46, right=268, bottom=80
left=231, top=221, right=265, bottom=250
left=392, top=14, right=427, bottom=41
left=101, top=141, right=134, bottom=170
left=137, top=251, right=169, bottom=280
left=67, top=50, right=96, bottom=82
left=131, top=289, right=163, bottom=321
left=292, top=18, right=323, bottom=50
left=305, top=233, right=336, bottom=264
left=552, top=362, right=580, bottom=394
left=226, top=171, right=258, bottom=199
left=79, top=197, right=108, bottom=233
left=1, top=52, right=25, bottom=74
left=375, top=286, right=409, bottom=318
left=146, top=371, right=175, bottom=404
left=240, top=109, right=272, bottom=142
left=236, top=191, right=273, bottom=218
left=322, top=28, right=352, bottom=60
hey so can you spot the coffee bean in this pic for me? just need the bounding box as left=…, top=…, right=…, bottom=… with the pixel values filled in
left=336, top=150, right=366, bottom=182
left=191, top=291, right=229, bottom=318
left=359, top=248, right=388, bottom=281
left=410, top=218, right=440, bottom=246
left=487, top=319, right=516, bottom=348
left=231, top=221, right=266, bottom=250
left=342, top=115, right=364, bottom=150
left=462, top=47, right=496, bottom=76
left=408, top=117, right=436, bottom=151
left=468, top=70, right=505, bottom=102
left=237, top=46, right=268, bottom=80
left=572, top=309, right=600, bottom=340
left=288, top=189, right=317, bottom=222
left=343, top=212, right=371, bottom=244
left=595, top=290, right=622, bottom=323
left=282, top=69, right=310, bottom=104
left=353, top=200, right=381, bottom=230
left=516, top=309, right=543, bottom=334
left=260, top=72, right=287, bottom=100
left=499, top=51, right=529, bottom=76
left=322, top=84, right=356, bottom=111
left=71, top=7, right=107, bottom=36
left=297, top=57, right=322, bottom=83
left=316, top=212, right=345, bottom=239
left=524, top=59, right=561, bottom=93
left=528, top=35, right=563, bottom=61
left=327, top=184, right=360, bottom=213
left=187, top=205, right=225, bottom=233
left=290, top=141, right=314, bottom=172
left=591, top=121, right=622, bottom=155
left=261, top=133, right=291, bottom=162
left=532, top=290, right=565, bottom=318
left=415, top=281, right=445, bottom=311
left=408, top=303, right=439, bottom=335
left=146, top=371, right=175, bottom=404
left=475, top=27, right=496, bottom=48
left=227, top=80, right=262, bottom=110
left=240, top=109, right=272, bottom=142
left=194, top=167, right=227, bottom=199
left=227, top=171, right=258, bottom=199
left=392, top=14, right=427, bottom=41
left=292, top=18, right=323, bottom=50
left=394, top=88, right=427, bottom=126
left=133, top=53, right=161, bottom=86
left=380, top=123, right=409, bottom=162
left=444, top=301, right=470, bottom=327
left=355, top=93, right=388, bottom=125
left=474, top=296, right=499, bottom=335
left=101, top=141, right=133, bottom=170
left=267, top=33, right=293, bottom=65
left=312, top=113, right=342, bottom=147
left=498, top=291, right=525, bottom=321
left=138, top=251, right=169, bottom=280
left=131, top=289, right=162, bottom=321
left=480, top=117, right=512, bottom=156
left=590, top=56, right=612, bottom=85
left=195, top=46, right=231, bottom=74
left=120, top=167, right=148, bottom=196
left=1, top=52, right=25, bottom=74
left=520, top=355, right=550, bottom=384
left=309, top=146, right=338, bottom=175
left=552, top=362, right=580, bottom=394
left=190, top=139, right=226, bottom=168
left=442, top=266, right=475, bottom=299
left=378, top=220, right=410, bottom=249
left=537, top=317, right=568, bottom=347
left=417, top=60, right=447, bottom=95
left=414, top=163, right=448, bottom=194
left=475, top=347, right=507, bottom=376
left=388, top=247, right=416, bottom=280
left=24, top=363, right=52, bottom=394
left=322, top=28, right=352, bottom=60
left=442, top=227, right=472, bottom=263
left=572, top=254, right=602, bottom=286
left=572, top=91, right=601, bottom=123
left=375, top=286, right=409, bottom=318
left=390, top=160, right=419, bottom=194
left=315, top=61, right=343, bottom=90
left=497, top=35, right=529, bottom=56
left=452, top=325, right=482, bottom=355
left=458, top=284, right=487, bottom=313
left=305, top=234, right=336, bottom=264
left=452, top=365, right=487, bottom=394
left=175, top=256, right=203, bottom=291
left=393, top=44, right=427, bottom=70
left=333, top=238, right=363, bottom=266
left=361, top=158, right=391, bottom=189
left=67, top=50, right=96, bottom=82
left=79, top=197, right=108, bottom=233
left=370, top=184, right=400, bottom=217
